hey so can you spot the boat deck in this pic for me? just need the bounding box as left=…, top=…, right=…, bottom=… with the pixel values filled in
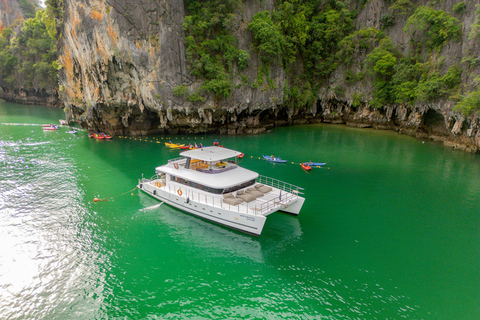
left=143, top=178, right=301, bottom=216
left=166, top=157, right=239, bottom=174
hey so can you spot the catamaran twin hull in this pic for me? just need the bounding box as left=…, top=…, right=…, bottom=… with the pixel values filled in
left=138, top=179, right=305, bottom=236
left=138, top=146, right=305, bottom=236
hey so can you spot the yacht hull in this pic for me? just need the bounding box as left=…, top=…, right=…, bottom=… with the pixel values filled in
left=139, top=184, right=267, bottom=236
left=280, top=197, right=305, bottom=215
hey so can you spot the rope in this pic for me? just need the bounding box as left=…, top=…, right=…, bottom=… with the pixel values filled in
left=94, top=186, right=138, bottom=202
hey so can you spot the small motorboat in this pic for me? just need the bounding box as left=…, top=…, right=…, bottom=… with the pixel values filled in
left=301, top=163, right=312, bottom=171
left=43, top=125, right=59, bottom=130
left=305, top=161, right=326, bottom=167
left=263, top=155, right=288, bottom=163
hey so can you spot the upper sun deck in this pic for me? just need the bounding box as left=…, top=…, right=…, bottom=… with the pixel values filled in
left=179, top=146, right=242, bottom=161
left=155, top=146, right=257, bottom=189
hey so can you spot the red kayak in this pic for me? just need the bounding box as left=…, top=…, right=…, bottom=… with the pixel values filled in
left=238, top=153, right=244, bottom=159
left=93, top=133, right=112, bottom=139
left=301, top=163, right=312, bottom=171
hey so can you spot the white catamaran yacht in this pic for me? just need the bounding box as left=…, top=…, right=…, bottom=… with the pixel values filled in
left=138, top=146, right=305, bottom=236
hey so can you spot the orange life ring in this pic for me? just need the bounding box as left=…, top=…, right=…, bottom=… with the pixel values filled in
left=177, top=189, right=182, bottom=196
left=156, top=182, right=162, bottom=188
left=174, top=163, right=179, bottom=169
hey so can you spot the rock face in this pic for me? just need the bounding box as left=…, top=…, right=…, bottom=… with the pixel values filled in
left=0, top=0, right=23, bottom=32
left=60, top=0, right=284, bottom=136
left=59, top=0, right=480, bottom=152
left=0, top=87, right=58, bottom=106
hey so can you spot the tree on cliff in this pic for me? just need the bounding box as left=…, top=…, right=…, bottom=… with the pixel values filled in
left=0, top=8, right=58, bottom=98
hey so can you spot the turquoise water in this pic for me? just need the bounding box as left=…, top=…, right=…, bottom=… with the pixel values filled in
left=1, top=101, right=479, bottom=319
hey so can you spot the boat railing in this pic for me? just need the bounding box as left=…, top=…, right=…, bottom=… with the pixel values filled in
left=140, top=178, right=298, bottom=216
left=167, top=157, right=184, bottom=164
left=256, top=175, right=304, bottom=195
left=164, top=182, right=280, bottom=216
left=196, top=164, right=238, bottom=174
left=139, top=174, right=156, bottom=184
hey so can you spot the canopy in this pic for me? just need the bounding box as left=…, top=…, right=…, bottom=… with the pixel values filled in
left=180, top=146, right=242, bottom=162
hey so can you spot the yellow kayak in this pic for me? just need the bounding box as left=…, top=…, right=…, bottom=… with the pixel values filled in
left=165, top=142, right=186, bottom=149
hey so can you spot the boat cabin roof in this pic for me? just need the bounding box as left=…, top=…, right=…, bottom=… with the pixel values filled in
left=180, top=146, right=241, bottom=162
left=156, top=165, right=258, bottom=189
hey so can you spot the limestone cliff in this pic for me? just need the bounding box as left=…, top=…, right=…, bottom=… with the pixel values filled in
left=59, top=0, right=480, bottom=152
left=0, top=0, right=23, bottom=31
left=60, top=0, right=284, bottom=135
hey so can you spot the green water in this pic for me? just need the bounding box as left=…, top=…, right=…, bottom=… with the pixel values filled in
left=1, top=101, right=479, bottom=319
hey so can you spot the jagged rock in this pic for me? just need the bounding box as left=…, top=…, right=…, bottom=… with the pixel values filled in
left=451, top=118, right=464, bottom=135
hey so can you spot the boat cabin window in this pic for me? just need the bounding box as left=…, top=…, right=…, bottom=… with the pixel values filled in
left=170, top=176, right=224, bottom=194
left=222, top=179, right=255, bottom=194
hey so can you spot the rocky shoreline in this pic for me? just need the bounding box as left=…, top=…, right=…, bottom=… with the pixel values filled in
left=62, top=97, right=479, bottom=153
left=0, top=88, right=59, bottom=108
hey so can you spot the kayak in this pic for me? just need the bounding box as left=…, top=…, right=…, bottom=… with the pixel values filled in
left=94, top=133, right=112, bottom=139
left=165, top=142, right=186, bottom=149
left=301, top=163, right=312, bottom=170
left=238, top=153, right=244, bottom=159
left=67, top=129, right=77, bottom=134
left=263, top=155, right=287, bottom=163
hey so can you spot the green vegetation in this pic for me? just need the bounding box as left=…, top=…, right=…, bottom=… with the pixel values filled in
left=248, top=11, right=285, bottom=65
left=0, top=9, right=58, bottom=93
left=453, top=2, right=466, bottom=14
left=404, top=6, right=461, bottom=51
left=389, top=0, right=414, bottom=15
left=468, top=5, right=480, bottom=40
left=366, top=38, right=397, bottom=107
left=181, top=1, right=470, bottom=113
left=173, top=85, right=188, bottom=97
left=18, top=0, right=40, bottom=19
left=182, top=0, right=246, bottom=99
left=454, top=89, right=480, bottom=115
left=248, top=0, right=356, bottom=107
left=0, top=0, right=476, bottom=117
left=302, top=1, right=355, bottom=79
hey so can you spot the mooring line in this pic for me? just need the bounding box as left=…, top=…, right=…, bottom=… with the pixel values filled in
left=94, top=186, right=138, bottom=202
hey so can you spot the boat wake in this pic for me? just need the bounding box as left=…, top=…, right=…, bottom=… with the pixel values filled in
left=138, top=203, right=164, bottom=212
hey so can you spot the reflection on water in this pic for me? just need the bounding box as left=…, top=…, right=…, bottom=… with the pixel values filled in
left=1, top=102, right=480, bottom=319
left=138, top=193, right=265, bottom=263
left=0, top=127, right=106, bottom=319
